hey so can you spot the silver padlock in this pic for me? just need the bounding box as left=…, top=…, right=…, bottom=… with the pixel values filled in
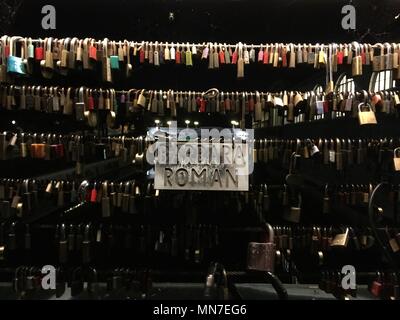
left=247, top=223, right=275, bottom=272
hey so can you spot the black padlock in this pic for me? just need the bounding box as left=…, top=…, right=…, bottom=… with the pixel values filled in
left=122, top=182, right=130, bottom=213
left=70, top=267, right=84, bottom=297
left=392, top=272, right=400, bottom=300
left=75, top=224, right=83, bottom=252
left=25, top=266, right=36, bottom=292
left=13, top=266, right=25, bottom=294
left=128, top=182, right=138, bottom=214
left=109, top=268, right=123, bottom=291
left=7, top=222, right=17, bottom=251
left=87, top=267, right=99, bottom=298
left=82, top=224, right=91, bottom=264
left=56, top=267, right=66, bottom=298
left=101, top=181, right=111, bottom=218
left=319, top=271, right=327, bottom=292
left=58, top=224, right=68, bottom=264
left=68, top=224, right=75, bottom=252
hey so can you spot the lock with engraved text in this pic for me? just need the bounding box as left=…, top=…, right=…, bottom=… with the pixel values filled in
left=247, top=223, right=275, bottom=273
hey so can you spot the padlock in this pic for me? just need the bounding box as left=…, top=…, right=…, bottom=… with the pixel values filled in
left=87, top=267, right=99, bottom=298
left=370, top=271, right=383, bottom=298
left=319, top=271, right=327, bottom=292
left=247, top=223, right=275, bottom=272
left=282, top=184, right=289, bottom=206
left=13, top=266, right=26, bottom=294
left=107, top=268, right=123, bottom=291
left=56, top=267, right=66, bottom=298
left=75, top=224, right=83, bottom=252
left=331, top=227, right=349, bottom=248
left=82, top=224, right=91, bottom=265
left=284, top=192, right=302, bottom=223
left=7, top=222, right=17, bottom=251
left=129, top=183, right=138, bottom=214
left=322, top=184, right=330, bottom=214
left=349, top=227, right=361, bottom=251
left=393, top=147, right=400, bottom=171
left=68, top=224, right=75, bottom=252
left=70, top=267, right=84, bottom=297
left=334, top=271, right=345, bottom=297
left=116, top=182, right=123, bottom=208
left=101, top=181, right=111, bottom=218
left=358, top=103, right=377, bottom=125
left=391, top=272, right=400, bottom=300
left=58, top=224, right=68, bottom=264
left=262, top=184, right=270, bottom=213
left=25, top=266, right=36, bottom=291
left=121, top=182, right=130, bottom=213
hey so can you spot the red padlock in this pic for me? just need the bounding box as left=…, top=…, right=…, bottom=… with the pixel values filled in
left=337, top=51, right=344, bottom=65
left=89, top=42, right=97, bottom=60
left=219, top=49, right=225, bottom=64
left=175, top=50, right=181, bottom=64
left=90, top=183, right=97, bottom=203
left=263, top=47, right=269, bottom=64
left=139, top=48, right=145, bottom=64
left=35, top=40, right=44, bottom=61
left=370, top=272, right=383, bottom=298
left=231, top=50, right=238, bottom=64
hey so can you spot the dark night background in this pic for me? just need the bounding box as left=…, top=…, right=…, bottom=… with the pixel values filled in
left=0, top=0, right=399, bottom=289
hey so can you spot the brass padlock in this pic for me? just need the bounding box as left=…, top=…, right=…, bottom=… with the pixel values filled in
left=358, top=103, right=377, bottom=125
left=247, top=223, right=275, bottom=273
left=331, top=227, right=349, bottom=247
left=394, top=147, right=400, bottom=171
left=137, top=89, right=146, bottom=108
left=352, top=44, right=362, bottom=76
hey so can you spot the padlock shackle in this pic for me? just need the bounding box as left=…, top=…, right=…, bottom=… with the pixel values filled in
left=264, top=223, right=274, bottom=243
left=358, top=102, right=372, bottom=113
